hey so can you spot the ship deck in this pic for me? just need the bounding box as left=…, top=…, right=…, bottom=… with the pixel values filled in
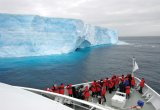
left=94, top=89, right=154, bottom=110
left=66, top=86, right=155, bottom=110
left=15, top=77, right=159, bottom=110
left=66, top=78, right=156, bottom=110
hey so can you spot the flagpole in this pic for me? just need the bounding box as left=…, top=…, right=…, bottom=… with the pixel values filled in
left=132, top=57, right=135, bottom=77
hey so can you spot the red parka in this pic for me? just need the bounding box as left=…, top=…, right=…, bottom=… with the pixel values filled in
left=140, top=78, right=145, bottom=88
left=59, top=84, right=64, bottom=94
left=96, top=83, right=101, bottom=92
left=90, top=83, right=96, bottom=92
left=67, top=84, right=73, bottom=95
left=108, top=80, right=113, bottom=89
left=126, top=86, right=130, bottom=94
left=121, top=75, right=125, bottom=82
left=101, top=87, right=106, bottom=96
left=115, top=76, right=120, bottom=85
left=54, top=86, right=59, bottom=93
left=105, top=80, right=109, bottom=87
left=93, top=81, right=97, bottom=87
left=103, top=79, right=106, bottom=87
left=84, top=86, right=90, bottom=98
left=131, top=77, right=136, bottom=86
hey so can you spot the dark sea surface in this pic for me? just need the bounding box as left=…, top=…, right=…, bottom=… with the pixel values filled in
left=0, top=37, right=160, bottom=93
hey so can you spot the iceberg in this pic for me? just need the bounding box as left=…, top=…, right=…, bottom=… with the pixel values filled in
left=0, top=13, right=118, bottom=57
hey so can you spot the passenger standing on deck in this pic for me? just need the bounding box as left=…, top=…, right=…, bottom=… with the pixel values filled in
left=108, top=80, right=113, bottom=94
left=139, top=78, right=145, bottom=94
left=77, top=85, right=84, bottom=99
left=119, top=79, right=125, bottom=93
left=96, top=81, right=101, bottom=96
left=100, top=79, right=103, bottom=87
left=51, top=85, right=55, bottom=92
left=53, top=84, right=59, bottom=93
left=67, top=84, right=73, bottom=97
left=84, top=86, right=90, bottom=101
left=105, top=77, right=109, bottom=91
left=103, top=79, right=106, bottom=87
left=90, top=82, right=96, bottom=97
left=92, top=80, right=97, bottom=97
left=126, top=86, right=130, bottom=99
left=101, top=86, right=106, bottom=104
left=131, top=77, right=136, bottom=88
left=93, top=80, right=97, bottom=86
left=124, top=77, right=129, bottom=87
left=59, top=83, right=65, bottom=95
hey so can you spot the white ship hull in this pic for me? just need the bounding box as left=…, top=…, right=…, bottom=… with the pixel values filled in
left=1, top=77, right=158, bottom=110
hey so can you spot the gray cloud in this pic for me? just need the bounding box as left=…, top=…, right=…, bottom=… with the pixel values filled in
left=0, top=0, right=160, bottom=36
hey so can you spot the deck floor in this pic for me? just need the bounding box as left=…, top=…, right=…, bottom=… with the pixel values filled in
left=64, top=87, right=155, bottom=110
left=63, top=80, right=156, bottom=110
left=87, top=89, right=155, bottom=110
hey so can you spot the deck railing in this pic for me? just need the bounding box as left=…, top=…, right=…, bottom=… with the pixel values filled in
left=16, top=86, right=115, bottom=110
left=16, top=76, right=160, bottom=110
left=135, top=77, right=160, bottom=110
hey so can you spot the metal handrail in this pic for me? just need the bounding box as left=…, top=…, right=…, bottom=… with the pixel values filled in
left=135, top=77, right=160, bottom=110
left=16, top=86, right=115, bottom=110
left=16, top=77, right=160, bottom=110
left=135, top=77, right=160, bottom=97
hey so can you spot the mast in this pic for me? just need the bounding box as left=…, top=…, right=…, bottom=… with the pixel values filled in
left=132, top=57, right=135, bottom=76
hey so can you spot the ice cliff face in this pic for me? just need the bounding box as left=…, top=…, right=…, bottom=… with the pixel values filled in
left=0, top=13, right=118, bottom=57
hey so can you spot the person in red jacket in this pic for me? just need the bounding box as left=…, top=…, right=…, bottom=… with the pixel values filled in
left=101, top=86, right=106, bottom=104
left=108, top=80, right=113, bottom=94
left=126, top=86, right=130, bottom=99
left=103, top=79, right=106, bottom=87
left=139, top=78, right=145, bottom=94
left=105, top=77, right=109, bottom=90
left=93, top=80, right=97, bottom=86
left=59, top=83, right=65, bottom=95
left=90, top=82, right=96, bottom=97
left=131, top=77, right=136, bottom=88
left=52, top=84, right=59, bottom=93
left=53, top=84, right=59, bottom=93
left=96, top=81, right=101, bottom=96
left=51, top=85, right=55, bottom=92
left=83, top=86, right=90, bottom=101
left=67, top=84, right=73, bottom=97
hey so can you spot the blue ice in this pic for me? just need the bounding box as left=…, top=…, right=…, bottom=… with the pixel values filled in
left=0, top=13, right=118, bottom=57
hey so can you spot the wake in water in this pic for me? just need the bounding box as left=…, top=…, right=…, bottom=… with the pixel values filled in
left=117, top=40, right=159, bottom=48
left=133, top=44, right=159, bottom=48
left=116, top=41, right=131, bottom=45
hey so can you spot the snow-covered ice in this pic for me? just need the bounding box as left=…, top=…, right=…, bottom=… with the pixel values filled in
left=0, top=13, right=118, bottom=57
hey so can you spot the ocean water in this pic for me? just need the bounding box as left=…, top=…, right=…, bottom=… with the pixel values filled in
left=0, top=37, right=160, bottom=93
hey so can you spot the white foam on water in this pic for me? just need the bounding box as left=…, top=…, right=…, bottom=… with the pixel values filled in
left=116, top=41, right=131, bottom=45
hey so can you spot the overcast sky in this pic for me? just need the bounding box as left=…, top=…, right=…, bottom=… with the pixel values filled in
left=0, top=0, right=160, bottom=36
